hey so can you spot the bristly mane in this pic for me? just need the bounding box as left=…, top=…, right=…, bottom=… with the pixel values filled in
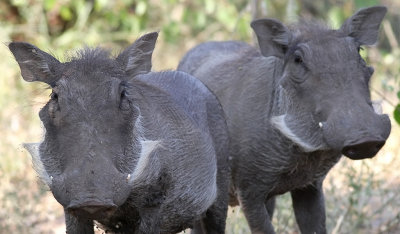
left=64, top=47, right=124, bottom=78
left=290, top=20, right=336, bottom=39
left=285, top=20, right=345, bottom=59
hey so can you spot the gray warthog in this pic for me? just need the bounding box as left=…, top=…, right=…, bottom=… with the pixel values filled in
left=178, top=6, right=391, bottom=234
left=10, top=32, right=230, bottom=233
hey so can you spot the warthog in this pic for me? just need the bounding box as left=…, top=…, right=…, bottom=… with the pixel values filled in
left=178, top=6, right=391, bottom=234
left=10, top=32, right=230, bottom=233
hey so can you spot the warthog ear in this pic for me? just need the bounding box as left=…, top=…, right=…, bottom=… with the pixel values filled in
left=340, top=6, right=387, bottom=45
left=9, top=42, right=60, bottom=85
left=251, top=18, right=291, bottom=58
left=117, top=32, right=158, bottom=78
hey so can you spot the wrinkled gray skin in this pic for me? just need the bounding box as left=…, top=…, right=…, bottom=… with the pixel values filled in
left=10, top=32, right=230, bottom=234
left=178, top=6, right=391, bottom=234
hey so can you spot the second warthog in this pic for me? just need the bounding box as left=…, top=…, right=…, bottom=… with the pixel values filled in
left=178, top=6, right=391, bottom=234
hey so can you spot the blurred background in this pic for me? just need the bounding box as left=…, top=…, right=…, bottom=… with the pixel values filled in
left=1, top=0, right=399, bottom=233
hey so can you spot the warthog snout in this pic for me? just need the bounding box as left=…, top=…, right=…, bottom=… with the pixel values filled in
left=321, top=104, right=391, bottom=159
left=342, top=138, right=386, bottom=160
left=49, top=163, right=133, bottom=216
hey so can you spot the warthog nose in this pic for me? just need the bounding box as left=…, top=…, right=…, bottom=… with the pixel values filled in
left=342, top=140, right=385, bottom=160
left=67, top=201, right=117, bottom=219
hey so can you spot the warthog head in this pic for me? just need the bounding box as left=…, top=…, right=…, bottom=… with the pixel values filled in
left=11, top=32, right=159, bottom=219
left=252, top=6, right=391, bottom=159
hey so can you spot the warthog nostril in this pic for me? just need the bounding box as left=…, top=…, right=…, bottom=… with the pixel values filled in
left=342, top=140, right=386, bottom=160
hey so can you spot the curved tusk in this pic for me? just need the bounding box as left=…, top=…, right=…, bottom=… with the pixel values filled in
left=318, top=122, right=323, bottom=128
left=126, top=174, right=131, bottom=181
left=372, top=100, right=383, bottom=114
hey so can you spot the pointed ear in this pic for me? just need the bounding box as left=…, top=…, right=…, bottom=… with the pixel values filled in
left=9, top=42, right=60, bottom=85
left=117, top=32, right=158, bottom=78
left=251, top=18, right=291, bottom=58
left=339, top=6, right=387, bottom=45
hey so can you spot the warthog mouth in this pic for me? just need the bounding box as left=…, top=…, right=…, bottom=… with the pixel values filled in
left=67, top=199, right=118, bottom=220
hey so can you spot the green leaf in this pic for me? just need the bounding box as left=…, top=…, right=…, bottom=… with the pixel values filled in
left=94, top=0, right=108, bottom=11
left=136, top=1, right=147, bottom=16
left=394, top=104, right=400, bottom=125
left=355, top=0, right=378, bottom=9
left=397, top=91, right=400, bottom=100
left=205, top=0, right=216, bottom=14
left=236, top=16, right=252, bottom=40
left=328, top=6, right=345, bottom=28
left=44, top=0, right=56, bottom=10
left=60, top=6, right=73, bottom=21
left=196, top=12, right=206, bottom=28
left=162, top=22, right=180, bottom=43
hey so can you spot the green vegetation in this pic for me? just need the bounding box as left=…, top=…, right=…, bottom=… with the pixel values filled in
left=1, top=0, right=399, bottom=233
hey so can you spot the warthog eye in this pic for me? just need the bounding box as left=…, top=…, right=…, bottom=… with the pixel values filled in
left=48, top=91, right=60, bottom=120
left=289, top=51, right=308, bottom=83
left=120, top=89, right=126, bottom=99
left=119, top=89, right=131, bottom=111
left=294, top=54, right=303, bottom=64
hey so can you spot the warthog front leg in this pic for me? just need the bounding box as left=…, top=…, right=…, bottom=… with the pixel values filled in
left=291, top=181, right=326, bottom=234
left=191, top=166, right=230, bottom=234
left=191, top=202, right=229, bottom=234
left=137, top=207, right=161, bottom=234
left=65, top=210, right=94, bottom=234
left=264, top=197, right=276, bottom=220
left=239, top=189, right=275, bottom=234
